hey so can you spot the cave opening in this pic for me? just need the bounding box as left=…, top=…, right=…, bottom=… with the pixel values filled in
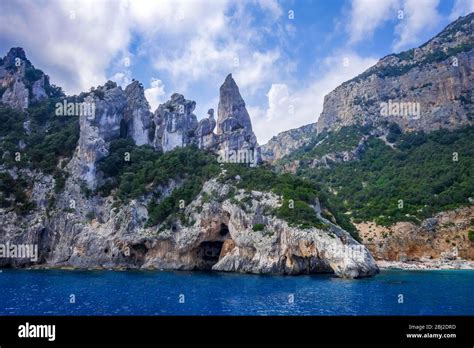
left=119, top=119, right=128, bottom=138
left=196, top=241, right=224, bottom=270
left=219, top=223, right=229, bottom=236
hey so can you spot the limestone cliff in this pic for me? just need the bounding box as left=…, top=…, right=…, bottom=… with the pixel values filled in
left=358, top=206, right=474, bottom=262
left=262, top=14, right=474, bottom=165
left=316, top=13, right=473, bottom=134
left=151, top=74, right=260, bottom=162
left=261, top=123, right=317, bottom=163
left=153, top=93, right=199, bottom=152
left=0, top=47, right=49, bottom=109
left=0, top=173, right=378, bottom=278
left=123, top=80, right=153, bottom=146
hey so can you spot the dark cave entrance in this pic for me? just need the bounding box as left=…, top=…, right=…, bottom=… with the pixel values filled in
left=195, top=223, right=231, bottom=270
left=119, top=119, right=128, bottom=138
left=219, top=223, right=229, bottom=236
left=196, top=241, right=224, bottom=270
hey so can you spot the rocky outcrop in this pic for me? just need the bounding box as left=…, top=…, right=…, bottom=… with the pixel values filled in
left=0, top=47, right=48, bottom=109
left=123, top=80, right=153, bottom=146
left=195, top=109, right=217, bottom=148
left=68, top=81, right=127, bottom=189
left=317, top=13, right=474, bottom=134
left=217, top=74, right=253, bottom=135
left=153, top=93, right=198, bottom=152
left=0, top=48, right=377, bottom=278
left=213, top=74, right=260, bottom=163
left=261, top=123, right=317, bottom=163
left=357, top=206, right=474, bottom=262
left=0, top=173, right=378, bottom=278
left=151, top=74, right=260, bottom=163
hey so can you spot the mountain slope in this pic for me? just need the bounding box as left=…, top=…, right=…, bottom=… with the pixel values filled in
left=263, top=14, right=474, bottom=263
left=263, top=13, right=473, bottom=164
left=317, top=12, right=473, bottom=134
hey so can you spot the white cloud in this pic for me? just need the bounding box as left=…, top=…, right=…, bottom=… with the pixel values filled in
left=347, top=0, right=444, bottom=52
left=253, top=53, right=378, bottom=144
left=348, top=0, right=400, bottom=44
left=0, top=0, right=235, bottom=95
left=449, top=0, right=474, bottom=20
left=0, top=0, right=132, bottom=94
left=234, top=50, right=281, bottom=94
left=393, top=0, right=442, bottom=51
left=257, top=0, right=283, bottom=19
left=150, top=1, right=282, bottom=98
left=144, top=78, right=166, bottom=112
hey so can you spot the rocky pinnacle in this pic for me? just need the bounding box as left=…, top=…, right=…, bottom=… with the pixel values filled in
left=216, top=73, right=253, bottom=135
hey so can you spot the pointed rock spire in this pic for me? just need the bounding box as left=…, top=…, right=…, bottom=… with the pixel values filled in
left=217, top=73, right=253, bottom=135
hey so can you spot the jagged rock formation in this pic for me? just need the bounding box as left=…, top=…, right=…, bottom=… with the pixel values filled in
left=0, top=174, right=378, bottom=278
left=0, top=47, right=48, bottom=109
left=69, top=80, right=156, bottom=189
left=152, top=93, right=198, bottom=152
left=123, top=80, right=153, bottom=146
left=151, top=74, right=260, bottom=162
left=214, top=74, right=260, bottom=162
left=317, top=13, right=474, bottom=134
left=217, top=74, right=253, bottom=134
left=261, top=123, right=317, bottom=163
left=195, top=109, right=217, bottom=148
left=68, top=82, right=127, bottom=189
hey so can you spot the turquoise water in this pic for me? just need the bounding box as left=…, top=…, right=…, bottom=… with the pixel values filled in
left=0, top=269, right=472, bottom=315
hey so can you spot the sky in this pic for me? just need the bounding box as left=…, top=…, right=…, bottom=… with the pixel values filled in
left=0, top=0, right=472, bottom=143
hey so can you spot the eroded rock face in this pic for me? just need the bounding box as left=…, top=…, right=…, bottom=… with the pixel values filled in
left=68, top=82, right=127, bottom=189
left=261, top=123, right=317, bottom=163
left=124, top=80, right=153, bottom=146
left=213, top=74, right=260, bottom=163
left=195, top=109, right=216, bottom=148
left=0, top=48, right=48, bottom=109
left=153, top=93, right=198, bottom=152
left=217, top=74, right=253, bottom=135
left=358, top=206, right=474, bottom=262
left=151, top=74, right=261, bottom=163
left=316, top=13, right=474, bottom=134
left=0, top=171, right=378, bottom=278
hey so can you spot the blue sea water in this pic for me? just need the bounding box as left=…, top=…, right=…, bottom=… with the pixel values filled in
left=0, top=269, right=472, bottom=315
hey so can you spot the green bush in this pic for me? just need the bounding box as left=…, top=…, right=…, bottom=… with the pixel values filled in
left=252, top=223, right=265, bottom=231
left=468, top=230, right=474, bottom=242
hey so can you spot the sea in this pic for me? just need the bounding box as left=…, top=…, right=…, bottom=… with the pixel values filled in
left=0, top=269, right=472, bottom=315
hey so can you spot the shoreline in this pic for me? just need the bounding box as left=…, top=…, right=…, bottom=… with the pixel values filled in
left=1, top=262, right=473, bottom=273
left=377, top=259, right=474, bottom=270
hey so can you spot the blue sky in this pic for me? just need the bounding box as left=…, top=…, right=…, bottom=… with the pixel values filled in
left=0, top=0, right=472, bottom=143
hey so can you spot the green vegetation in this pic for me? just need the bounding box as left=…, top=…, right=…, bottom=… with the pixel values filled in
left=298, top=126, right=474, bottom=227
left=468, top=230, right=474, bottom=242
left=0, top=98, right=78, bottom=214
left=219, top=164, right=355, bottom=235
left=0, top=172, right=35, bottom=213
left=0, top=100, right=78, bottom=173
left=280, top=125, right=369, bottom=164
left=252, top=223, right=265, bottom=232
left=97, top=141, right=220, bottom=226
